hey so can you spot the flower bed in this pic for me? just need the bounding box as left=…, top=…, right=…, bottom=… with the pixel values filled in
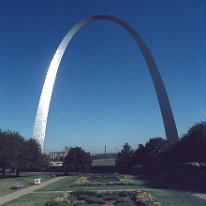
left=73, top=175, right=133, bottom=186
left=45, top=190, right=163, bottom=206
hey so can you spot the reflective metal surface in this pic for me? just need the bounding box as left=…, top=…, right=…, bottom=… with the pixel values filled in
left=33, top=15, right=179, bottom=150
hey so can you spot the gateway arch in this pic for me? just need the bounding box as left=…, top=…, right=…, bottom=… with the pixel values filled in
left=33, top=15, right=179, bottom=150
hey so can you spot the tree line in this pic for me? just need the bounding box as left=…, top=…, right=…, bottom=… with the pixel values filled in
left=116, top=121, right=206, bottom=179
left=1, top=120, right=205, bottom=179
left=116, top=120, right=206, bottom=173
left=0, top=130, right=49, bottom=177
left=63, top=120, right=206, bottom=176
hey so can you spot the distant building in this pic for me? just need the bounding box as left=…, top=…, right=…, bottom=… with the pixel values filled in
left=49, top=146, right=69, bottom=161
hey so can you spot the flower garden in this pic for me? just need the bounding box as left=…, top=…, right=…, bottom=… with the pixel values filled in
left=73, top=175, right=133, bottom=186
left=2, top=173, right=206, bottom=206
left=45, top=175, right=163, bottom=206
left=45, top=190, right=163, bottom=206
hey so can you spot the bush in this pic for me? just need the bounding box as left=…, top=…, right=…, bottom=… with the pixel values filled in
left=119, top=191, right=129, bottom=197
left=86, top=197, right=105, bottom=204
left=77, top=204, right=102, bottom=206
left=78, top=195, right=91, bottom=200
left=115, top=197, right=128, bottom=203
left=46, top=190, right=163, bottom=206
left=72, top=191, right=96, bottom=197
left=135, top=191, right=163, bottom=206
left=45, top=201, right=56, bottom=206
left=102, top=194, right=117, bottom=201
left=95, top=193, right=103, bottom=198
left=45, top=201, right=68, bottom=206
left=115, top=199, right=136, bottom=206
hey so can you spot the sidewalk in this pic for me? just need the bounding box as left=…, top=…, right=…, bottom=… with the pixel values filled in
left=0, top=176, right=66, bottom=205
left=191, top=193, right=206, bottom=201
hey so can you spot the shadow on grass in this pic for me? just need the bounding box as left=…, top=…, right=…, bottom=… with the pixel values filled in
left=0, top=174, right=28, bottom=179
left=133, top=170, right=206, bottom=193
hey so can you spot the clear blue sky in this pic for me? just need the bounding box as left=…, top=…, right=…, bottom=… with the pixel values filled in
left=0, top=0, right=206, bottom=153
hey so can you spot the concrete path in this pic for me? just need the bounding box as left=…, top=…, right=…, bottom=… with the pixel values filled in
left=191, top=193, right=206, bottom=201
left=0, top=176, right=66, bottom=205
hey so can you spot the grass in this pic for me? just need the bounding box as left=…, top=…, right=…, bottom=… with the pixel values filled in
left=0, top=172, right=55, bottom=196
left=92, top=158, right=116, bottom=166
left=11, top=188, right=206, bottom=206
left=37, top=174, right=206, bottom=206
left=2, top=173, right=206, bottom=206
left=148, top=189, right=206, bottom=206
left=2, top=193, right=58, bottom=206
left=38, top=175, right=77, bottom=191
left=38, top=174, right=146, bottom=191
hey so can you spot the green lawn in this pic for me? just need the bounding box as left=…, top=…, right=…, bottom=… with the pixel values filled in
left=37, top=174, right=206, bottom=206
left=148, top=189, right=206, bottom=206
left=4, top=188, right=206, bottom=206
left=37, top=174, right=146, bottom=191
left=38, top=175, right=77, bottom=191
left=0, top=172, right=55, bottom=196
left=2, top=174, right=206, bottom=206
left=2, top=193, right=58, bottom=206
left=92, top=158, right=116, bottom=166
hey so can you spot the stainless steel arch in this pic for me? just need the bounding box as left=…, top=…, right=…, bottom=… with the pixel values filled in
left=33, top=15, right=179, bottom=150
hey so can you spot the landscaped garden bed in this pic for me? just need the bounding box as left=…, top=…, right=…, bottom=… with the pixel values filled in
left=45, top=190, right=163, bottom=206
left=73, top=175, right=133, bottom=186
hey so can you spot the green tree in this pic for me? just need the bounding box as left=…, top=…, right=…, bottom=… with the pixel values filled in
left=63, top=147, right=92, bottom=173
left=10, top=138, right=48, bottom=175
left=144, top=137, right=168, bottom=166
left=0, top=130, right=25, bottom=176
left=133, top=138, right=168, bottom=171
left=0, top=129, right=49, bottom=177
left=116, top=143, right=134, bottom=172
left=24, top=139, right=42, bottom=170
left=133, top=144, right=147, bottom=165
left=164, top=121, right=206, bottom=166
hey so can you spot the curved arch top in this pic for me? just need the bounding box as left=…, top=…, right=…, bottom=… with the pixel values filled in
left=33, top=15, right=179, bottom=150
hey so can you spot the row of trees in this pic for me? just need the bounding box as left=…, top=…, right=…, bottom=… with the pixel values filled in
left=0, top=131, right=93, bottom=175
left=61, top=120, right=206, bottom=174
left=117, top=121, right=206, bottom=172
left=1, top=120, right=205, bottom=176
left=0, top=130, right=49, bottom=177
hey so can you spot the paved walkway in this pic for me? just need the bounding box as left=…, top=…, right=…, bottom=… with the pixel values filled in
left=191, top=193, right=206, bottom=200
left=0, top=176, right=66, bottom=205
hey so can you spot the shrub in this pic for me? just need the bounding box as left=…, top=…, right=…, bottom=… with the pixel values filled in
left=45, top=192, right=71, bottom=206
left=95, top=193, right=103, bottom=198
left=77, top=204, right=102, bottom=206
left=113, top=191, right=120, bottom=196
left=135, top=191, right=163, bottom=206
left=54, top=192, right=70, bottom=202
left=86, top=197, right=105, bottom=204
left=74, top=177, right=90, bottom=186
left=46, top=189, right=163, bottom=206
left=115, top=197, right=129, bottom=203
left=119, top=191, right=129, bottom=197
left=115, top=199, right=136, bottom=206
left=78, top=195, right=91, bottom=200
left=74, top=175, right=134, bottom=186
left=72, top=191, right=96, bottom=197
left=119, top=176, right=133, bottom=185
left=45, top=201, right=68, bottom=206
left=45, top=201, right=56, bottom=206
left=103, top=194, right=117, bottom=201
left=102, top=191, right=112, bottom=196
